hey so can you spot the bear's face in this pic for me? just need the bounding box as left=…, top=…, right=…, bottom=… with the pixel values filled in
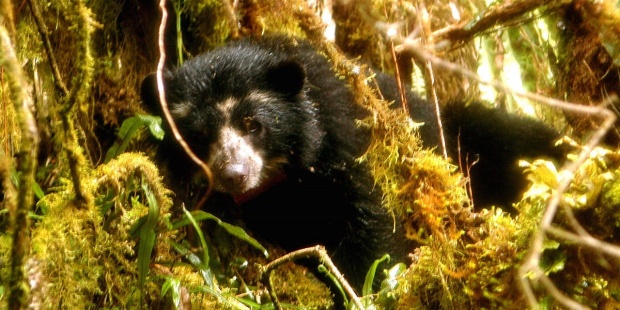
left=141, top=43, right=321, bottom=198
left=191, top=90, right=298, bottom=196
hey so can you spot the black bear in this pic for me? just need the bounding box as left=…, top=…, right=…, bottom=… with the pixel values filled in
left=141, top=36, right=410, bottom=293
left=140, top=36, right=565, bottom=294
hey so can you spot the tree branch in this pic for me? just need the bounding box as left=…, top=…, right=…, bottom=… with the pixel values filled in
left=0, top=25, right=40, bottom=310
left=431, top=0, right=566, bottom=47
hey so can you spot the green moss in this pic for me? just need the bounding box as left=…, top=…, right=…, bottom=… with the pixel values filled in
left=26, top=153, right=177, bottom=308
left=270, top=263, right=334, bottom=309
left=395, top=143, right=620, bottom=309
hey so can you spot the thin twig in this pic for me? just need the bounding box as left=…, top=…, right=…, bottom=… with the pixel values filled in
left=156, top=0, right=214, bottom=207
left=394, top=41, right=615, bottom=117
left=416, top=2, right=448, bottom=160
left=259, top=245, right=365, bottom=310
left=539, top=274, right=590, bottom=310
left=27, top=0, right=68, bottom=96
left=546, top=225, right=620, bottom=258
left=389, top=39, right=408, bottom=113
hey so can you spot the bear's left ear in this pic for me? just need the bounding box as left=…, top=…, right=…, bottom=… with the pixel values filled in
left=265, top=60, right=305, bottom=98
left=141, top=72, right=163, bottom=114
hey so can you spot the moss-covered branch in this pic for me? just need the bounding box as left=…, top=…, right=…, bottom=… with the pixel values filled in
left=0, top=25, right=40, bottom=310
left=58, top=0, right=98, bottom=206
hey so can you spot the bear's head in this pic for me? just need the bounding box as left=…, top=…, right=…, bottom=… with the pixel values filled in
left=140, top=41, right=323, bottom=200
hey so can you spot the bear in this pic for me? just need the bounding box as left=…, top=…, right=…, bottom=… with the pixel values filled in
left=140, top=36, right=413, bottom=294
left=140, top=35, right=566, bottom=296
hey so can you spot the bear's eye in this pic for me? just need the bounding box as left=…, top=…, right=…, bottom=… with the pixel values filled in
left=187, top=129, right=208, bottom=141
left=243, top=116, right=261, bottom=134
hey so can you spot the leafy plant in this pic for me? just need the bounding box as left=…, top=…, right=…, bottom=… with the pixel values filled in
left=105, top=114, right=164, bottom=163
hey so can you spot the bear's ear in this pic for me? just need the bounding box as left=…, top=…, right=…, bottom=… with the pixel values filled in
left=265, top=60, right=305, bottom=97
left=141, top=72, right=163, bottom=114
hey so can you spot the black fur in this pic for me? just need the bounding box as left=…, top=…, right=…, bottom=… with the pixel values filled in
left=441, top=103, right=566, bottom=207
left=374, top=72, right=566, bottom=207
left=141, top=36, right=565, bottom=295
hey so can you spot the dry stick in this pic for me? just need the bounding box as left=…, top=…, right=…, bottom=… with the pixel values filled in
left=538, top=274, right=589, bottom=310
left=259, top=245, right=365, bottom=310
left=546, top=225, right=620, bottom=258
left=1, top=0, right=17, bottom=43
left=156, top=0, right=214, bottom=206
left=1, top=25, right=40, bottom=310
left=417, top=2, right=448, bottom=161
left=223, top=0, right=240, bottom=38
left=389, top=39, right=408, bottom=113
left=395, top=40, right=617, bottom=309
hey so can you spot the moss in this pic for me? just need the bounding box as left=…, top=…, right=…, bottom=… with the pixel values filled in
left=270, top=262, right=334, bottom=309
left=395, top=143, right=620, bottom=309
left=4, top=0, right=620, bottom=308
left=0, top=233, right=12, bottom=309
left=599, top=175, right=620, bottom=233
left=25, top=153, right=177, bottom=308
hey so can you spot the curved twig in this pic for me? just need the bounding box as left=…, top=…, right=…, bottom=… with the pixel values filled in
left=156, top=0, right=214, bottom=207
left=259, top=245, right=365, bottom=310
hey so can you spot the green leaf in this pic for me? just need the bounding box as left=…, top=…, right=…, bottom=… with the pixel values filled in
left=10, top=168, right=45, bottom=200
left=191, top=285, right=237, bottom=308
left=378, top=263, right=407, bottom=300
left=181, top=207, right=211, bottom=268
left=317, top=265, right=347, bottom=306
left=171, top=210, right=268, bottom=258
left=362, top=254, right=390, bottom=296
left=105, top=114, right=163, bottom=163
left=32, top=181, right=45, bottom=199
left=161, top=276, right=182, bottom=309
left=140, top=114, right=165, bottom=140
left=136, top=180, right=160, bottom=302
left=168, top=240, right=215, bottom=287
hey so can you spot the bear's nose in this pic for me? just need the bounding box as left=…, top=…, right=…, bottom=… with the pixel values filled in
left=221, top=164, right=248, bottom=189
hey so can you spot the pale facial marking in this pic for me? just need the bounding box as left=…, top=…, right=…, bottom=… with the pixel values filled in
left=208, top=93, right=290, bottom=196
left=216, top=98, right=238, bottom=121
left=244, top=91, right=273, bottom=104
left=208, top=125, right=264, bottom=194
left=169, top=101, right=194, bottom=118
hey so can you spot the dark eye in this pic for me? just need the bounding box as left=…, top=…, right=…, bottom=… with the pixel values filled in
left=186, top=128, right=209, bottom=142
left=243, top=116, right=261, bottom=134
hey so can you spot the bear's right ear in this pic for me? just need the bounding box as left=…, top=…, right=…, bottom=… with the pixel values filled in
left=140, top=73, right=163, bottom=115
left=265, top=60, right=306, bottom=98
